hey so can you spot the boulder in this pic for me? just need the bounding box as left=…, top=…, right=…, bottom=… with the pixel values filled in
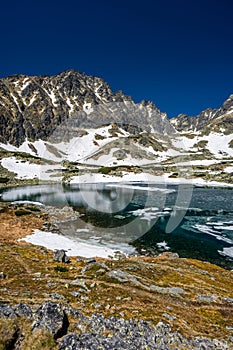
left=14, top=303, right=32, bottom=318
left=0, top=304, right=17, bottom=319
left=53, top=249, right=70, bottom=263
left=32, top=302, right=69, bottom=339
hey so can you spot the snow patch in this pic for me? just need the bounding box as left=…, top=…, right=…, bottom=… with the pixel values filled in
left=224, top=166, right=233, bottom=173
left=106, top=184, right=176, bottom=193
left=94, top=84, right=103, bottom=100
left=218, top=247, right=233, bottom=258
left=66, top=97, right=75, bottom=113
left=10, top=93, right=22, bottom=112
left=19, top=230, right=116, bottom=258
left=1, top=157, right=62, bottom=181
left=47, top=90, right=58, bottom=107
left=21, top=78, right=30, bottom=91
left=156, top=241, right=170, bottom=250
left=11, top=200, right=44, bottom=206
left=83, top=102, right=94, bottom=115
left=28, top=94, right=37, bottom=106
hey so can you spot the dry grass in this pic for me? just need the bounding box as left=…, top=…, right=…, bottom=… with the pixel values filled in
left=0, top=207, right=232, bottom=345
left=0, top=206, right=45, bottom=242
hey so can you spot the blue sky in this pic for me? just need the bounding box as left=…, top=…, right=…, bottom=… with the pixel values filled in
left=1, top=0, right=233, bottom=117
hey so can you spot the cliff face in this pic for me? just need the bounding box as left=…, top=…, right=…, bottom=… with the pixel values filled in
left=0, top=70, right=174, bottom=146
left=1, top=69, right=232, bottom=147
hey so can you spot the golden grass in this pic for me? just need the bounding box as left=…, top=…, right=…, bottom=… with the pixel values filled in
left=0, top=208, right=232, bottom=343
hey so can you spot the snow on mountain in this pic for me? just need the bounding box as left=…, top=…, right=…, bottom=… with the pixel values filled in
left=0, top=70, right=174, bottom=147
left=0, top=70, right=232, bottom=185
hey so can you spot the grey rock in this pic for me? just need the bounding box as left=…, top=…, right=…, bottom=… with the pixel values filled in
left=82, top=262, right=109, bottom=275
left=76, top=256, right=96, bottom=263
left=150, top=285, right=184, bottom=295
left=122, top=297, right=132, bottom=301
left=0, top=303, right=17, bottom=318
left=92, top=302, right=102, bottom=309
left=107, top=269, right=139, bottom=284
left=80, top=296, right=89, bottom=302
left=42, top=206, right=80, bottom=224
left=167, top=252, right=179, bottom=259
left=59, top=333, right=129, bottom=350
left=162, top=312, right=176, bottom=321
left=0, top=301, right=231, bottom=349
left=169, top=287, right=184, bottom=295
left=53, top=249, right=70, bottom=263
left=69, top=291, right=81, bottom=298
left=14, top=303, right=32, bottom=318
left=196, top=295, right=217, bottom=303
left=112, top=251, right=127, bottom=260
left=32, top=302, right=68, bottom=339
left=50, top=292, right=66, bottom=300
left=222, top=297, right=233, bottom=304
left=70, top=279, right=88, bottom=289
left=63, top=306, right=85, bottom=320
left=90, top=282, right=97, bottom=288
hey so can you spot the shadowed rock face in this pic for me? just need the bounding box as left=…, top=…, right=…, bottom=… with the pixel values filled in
left=0, top=70, right=174, bottom=146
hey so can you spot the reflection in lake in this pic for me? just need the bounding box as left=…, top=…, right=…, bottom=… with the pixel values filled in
left=1, top=183, right=233, bottom=268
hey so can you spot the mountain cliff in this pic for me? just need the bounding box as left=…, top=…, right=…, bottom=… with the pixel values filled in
left=0, top=70, right=232, bottom=185
left=0, top=70, right=174, bottom=147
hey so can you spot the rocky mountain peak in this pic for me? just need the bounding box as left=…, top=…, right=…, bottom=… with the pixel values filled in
left=0, top=70, right=232, bottom=146
left=0, top=70, right=174, bottom=146
left=222, top=94, right=233, bottom=111
left=171, top=94, right=233, bottom=134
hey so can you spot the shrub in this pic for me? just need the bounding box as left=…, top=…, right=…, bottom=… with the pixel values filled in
left=98, top=167, right=112, bottom=174
left=0, top=177, right=9, bottom=183
left=26, top=206, right=41, bottom=212
left=54, top=265, right=69, bottom=272
left=15, top=209, right=31, bottom=216
left=95, top=133, right=105, bottom=140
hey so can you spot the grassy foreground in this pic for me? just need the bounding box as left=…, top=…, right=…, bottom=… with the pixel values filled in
left=0, top=204, right=232, bottom=349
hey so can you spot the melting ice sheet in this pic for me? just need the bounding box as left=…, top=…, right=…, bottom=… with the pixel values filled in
left=106, top=184, right=176, bottom=194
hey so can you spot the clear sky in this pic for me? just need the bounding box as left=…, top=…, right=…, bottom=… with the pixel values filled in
left=1, top=0, right=233, bottom=117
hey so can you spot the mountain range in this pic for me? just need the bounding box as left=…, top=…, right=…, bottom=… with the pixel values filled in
left=0, top=70, right=232, bottom=185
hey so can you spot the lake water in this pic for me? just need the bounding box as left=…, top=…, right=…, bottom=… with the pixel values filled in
left=1, top=183, right=233, bottom=268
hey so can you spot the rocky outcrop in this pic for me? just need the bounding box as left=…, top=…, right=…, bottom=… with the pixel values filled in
left=32, top=302, right=69, bottom=339
left=53, top=249, right=70, bottom=263
left=0, top=302, right=231, bottom=349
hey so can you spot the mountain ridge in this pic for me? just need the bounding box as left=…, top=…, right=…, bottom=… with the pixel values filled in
left=0, top=70, right=233, bottom=148
left=0, top=70, right=174, bottom=147
left=171, top=94, right=233, bottom=134
left=0, top=70, right=232, bottom=186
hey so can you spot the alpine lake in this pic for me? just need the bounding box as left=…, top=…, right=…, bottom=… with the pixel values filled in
left=1, top=182, right=233, bottom=269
